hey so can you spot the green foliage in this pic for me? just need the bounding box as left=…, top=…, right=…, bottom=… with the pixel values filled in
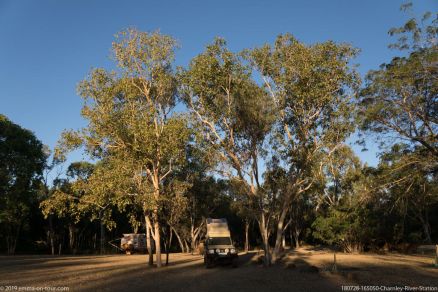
left=377, top=144, right=438, bottom=243
left=312, top=205, right=374, bottom=252
left=58, top=29, right=191, bottom=213
left=247, top=34, right=361, bottom=211
left=355, top=6, right=438, bottom=246
left=313, top=152, right=363, bottom=251
left=0, top=114, right=47, bottom=254
left=360, top=47, right=437, bottom=160
left=40, top=162, right=96, bottom=225
left=352, top=3, right=438, bottom=247
left=317, top=145, right=362, bottom=208
left=179, top=38, right=274, bottom=181
left=312, top=141, right=438, bottom=250
left=249, top=33, right=360, bottom=156
left=388, top=3, right=437, bottom=50
left=360, top=4, right=437, bottom=173
left=312, top=209, right=347, bottom=246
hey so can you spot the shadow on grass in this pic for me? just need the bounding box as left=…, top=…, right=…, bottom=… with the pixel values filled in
left=85, top=252, right=339, bottom=292
left=4, top=252, right=436, bottom=291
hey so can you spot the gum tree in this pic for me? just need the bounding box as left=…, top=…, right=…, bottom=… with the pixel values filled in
left=378, top=144, right=438, bottom=243
left=359, top=6, right=437, bottom=172
left=179, top=38, right=275, bottom=265
left=60, top=29, right=190, bottom=267
left=248, top=34, right=360, bottom=262
left=358, top=6, right=437, bottom=244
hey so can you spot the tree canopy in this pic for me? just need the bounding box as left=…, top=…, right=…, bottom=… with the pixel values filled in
left=0, top=114, right=47, bottom=254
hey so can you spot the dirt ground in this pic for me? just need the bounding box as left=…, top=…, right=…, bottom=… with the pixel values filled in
left=0, top=247, right=437, bottom=292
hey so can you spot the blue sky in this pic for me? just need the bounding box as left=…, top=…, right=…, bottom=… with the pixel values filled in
left=0, top=0, right=436, bottom=167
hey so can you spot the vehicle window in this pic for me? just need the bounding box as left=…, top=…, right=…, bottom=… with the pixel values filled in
left=208, top=237, right=231, bottom=245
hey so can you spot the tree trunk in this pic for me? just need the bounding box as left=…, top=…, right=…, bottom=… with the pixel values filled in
left=424, top=223, right=432, bottom=244
left=190, top=229, right=202, bottom=254
left=6, top=236, right=10, bottom=254
left=48, top=230, right=55, bottom=256
left=435, top=245, right=438, bottom=266
left=419, top=213, right=432, bottom=244
left=68, top=224, right=75, bottom=253
left=184, top=239, right=189, bottom=254
left=153, top=209, right=162, bottom=267
left=145, top=214, right=154, bottom=266
left=51, top=236, right=55, bottom=255
left=294, top=227, right=301, bottom=248
left=190, top=219, right=204, bottom=254
left=171, top=227, right=185, bottom=253
left=282, top=234, right=286, bottom=249
left=244, top=219, right=249, bottom=253
left=12, top=235, right=18, bottom=255
left=272, top=203, right=289, bottom=262
left=163, top=233, right=168, bottom=266
left=332, top=251, right=337, bottom=272
left=48, top=215, right=55, bottom=256
left=79, top=226, right=87, bottom=251
left=166, top=226, right=172, bottom=266
left=150, top=170, right=162, bottom=268
left=99, top=210, right=105, bottom=255
left=190, top=219, right=195, bottom=254
left=6, top=236, right=15, bottom=255
left=6, top=225, right=21, bottom=255
left=258, top=214, right=271, bottom=266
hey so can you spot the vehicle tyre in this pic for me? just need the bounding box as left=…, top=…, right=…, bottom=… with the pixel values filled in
left=231, top=258, right=238, bottom=268
left=204, top=256, right=213, bottom=269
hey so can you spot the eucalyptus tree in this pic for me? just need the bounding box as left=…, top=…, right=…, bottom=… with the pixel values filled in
left=179, top=38, right=275, bottom=265
left=359, top=7, right=437, bottom=173
left=248, top=34, right=360, bottom=261
left=377, top=144, right=438, bottom=243
left=59, top=29, right=190, bottom=267
left=357, top=6, right=437, bottom=245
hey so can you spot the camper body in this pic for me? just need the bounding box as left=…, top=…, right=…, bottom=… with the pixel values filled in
left=121, top=233, right=146, bottom=254
left=204, top=218, right=238, bottom=268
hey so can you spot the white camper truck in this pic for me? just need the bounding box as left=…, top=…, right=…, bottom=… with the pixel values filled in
left=204, top=218, right=238, bottom=268
left=120, top=233, right=146, bottom=254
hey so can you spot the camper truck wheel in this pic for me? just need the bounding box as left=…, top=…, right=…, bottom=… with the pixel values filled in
left=231, top=258, right=238, bottom=268
left=204, top=255, right=214, bottom=268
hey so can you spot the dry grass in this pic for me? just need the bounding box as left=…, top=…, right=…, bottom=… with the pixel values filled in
left=0, top=248, right=436, bottom=291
